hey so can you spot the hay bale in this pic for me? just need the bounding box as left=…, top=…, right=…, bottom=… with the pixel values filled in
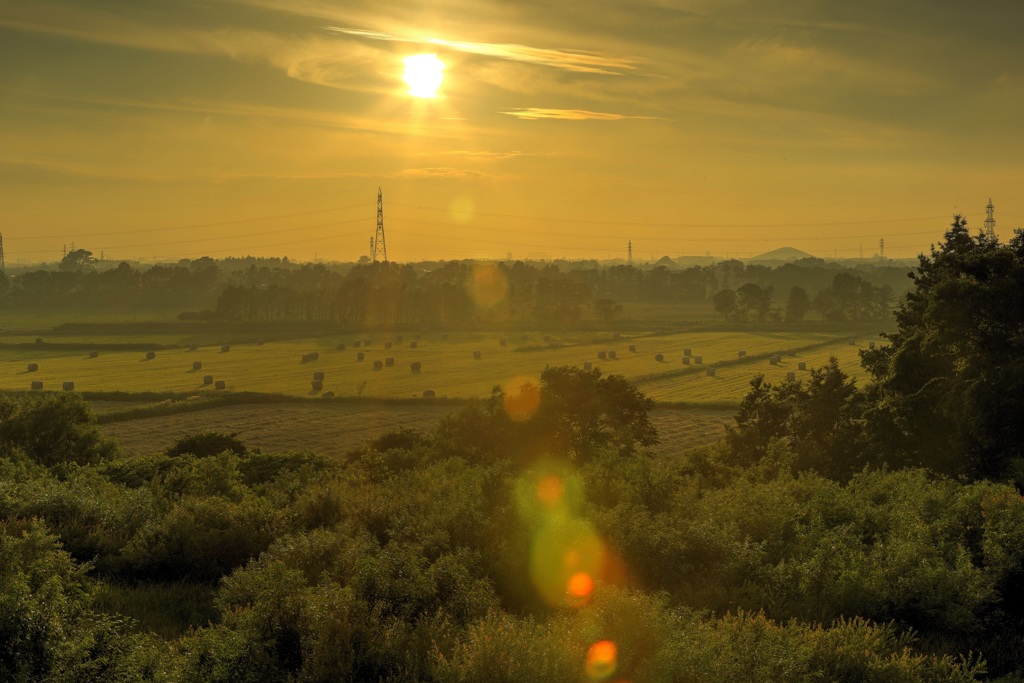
left=411, top=361, right=421, bottom=373
left=221, top=345, right=230, bottom=353
left=357, top=352, right=364, bottom=361
left=787, top=350, right=797, bottom=357
left=655, top=353, right=664, bottom=362
left=869, top=341, right=876, bottom=349
left=798, top=362, right=807, bottom=371
left=31, top=381, right=43, bottom=391
left=683, top=348, right=692, bottom=356
left=385, top=341, right=393, bottom=349
left=311, top=379, right=323, bottom=391
left=145, top=351, right=156, bottom=360
left=410, top=340, right=418, bottom=349
left=353, top=340, right=361, bottom=348
left=313, top=371, right=325, bottom=381
left=363, top=338, right=371, bottom=345
left=373, top=360, right=384, bottom=370
left=27, top=363, right=38, bottom=372
left=215, top=380, right=226, bottom=390
left=683, top=356, right=691, bottom=365
left=608, top=350, right=617, bottom=359
left=89, top=351, right=99, bottom=358
left=787, top=371, right=797, bottom=381
left=473, top=350, right=481, bottom=360
left=193, top=361, right=202, bottom=370
left=738, top=350, right=746, bottom=357
left=598, top=351, right=607, bottom=359
left=770, top=357, right=779, bottom=366
left=322, top=391, right=335, bottom=399
left=848, top=340, right=856, bottom=346
left=694, top=356, right=703, bottom=364
left=584, top=361, right=592, bottom=370
left=628, top=344, right=636, bottom=352
left=707, top=368, right=716, bottom=377
left=308, top=351, right=319, bottom=361
left=385, top=357, right=395, bottom=367
left=336, top=343, right=346, bottom=351
left=423, top=389, right=436, bottom=398
left=62, top=381, right=74, bottom=391
left=302, top=352, right=320, bottom=363
left=203, top=375, right=213, bottom=385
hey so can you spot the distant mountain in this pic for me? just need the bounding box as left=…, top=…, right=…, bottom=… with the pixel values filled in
left=655, top=255, right=676, bottom=266
left=748, top=247, right=815, bottom=262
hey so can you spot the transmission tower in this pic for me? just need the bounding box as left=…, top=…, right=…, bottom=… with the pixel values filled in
left=879, top=238, right=885, bottom=259
left=0, top=233, right=5, bottom=272
left=372, top=188, right=387, bottom=263
left=984, top=198, right=996, bottom=240
left=627, top=240, right=633, bottom=265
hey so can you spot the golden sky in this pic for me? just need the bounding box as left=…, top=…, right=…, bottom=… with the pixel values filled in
left=1, top=0, right=1023, bottom=263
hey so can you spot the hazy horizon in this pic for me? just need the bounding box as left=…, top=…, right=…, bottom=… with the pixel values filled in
left=2, top=0, right=1022, bottom=263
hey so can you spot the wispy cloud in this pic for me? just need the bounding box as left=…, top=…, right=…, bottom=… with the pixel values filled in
left=501, top=108, right=653, bottom=121
left=325, top=26, right=636, bottom=75
left=396, top=167, right=514, bottom=181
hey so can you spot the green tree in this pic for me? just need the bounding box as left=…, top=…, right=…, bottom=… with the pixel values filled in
left=713, top=289, right=738, bottom=321
left=784, top=286, right=810, bottom=322
left=0, top=394, right=115, bottom=468
left=862, top=215, right=1024, bottom=479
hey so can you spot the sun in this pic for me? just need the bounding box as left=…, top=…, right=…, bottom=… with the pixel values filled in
left=402, top=53, right=445, bottom=98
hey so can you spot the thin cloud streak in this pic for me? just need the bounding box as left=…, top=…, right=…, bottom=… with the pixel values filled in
left=325, top=26, right=636, bottom=75
left=501, top=108, right=654, bottom=121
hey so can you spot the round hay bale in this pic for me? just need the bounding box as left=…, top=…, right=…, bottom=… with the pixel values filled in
left=322, top=391, right=335, bottom=399
left=215, top=380, right=226, bottom=390
left=89, top=351, right=99, bottom=358
left=769, top=357, right=779, bottom=366
left=221, top=345, right=230, bottom=353
left=363, top=338, right=371, bottom=346
left=357, top=352, right=365, bottom=361
left=597, top=351, right=607, bottom=359
left=738, top=350, right=746, bottom=357
left=608, top=350, right=617, bottom=359
left=353, top=340, right=362, bottom=348
left=385, top=357, right=394, bottom=367
left=869, top=341, right=876, bottom=349
left=31, top=381, right=43, bottom=391
left=798, top=362, right=807, bottom=371
left=787, top=350, right=797, bottom=357
left=313, top=371, right=325, bottom=381
left=423, top=389, right=435, bottom=398
left=473, top=350, right=481, bottom=360
left=683, top=348, right=692, bottom=356
left=62, top=381, right=75, bottom=391
left=411, top=361, right=421, bottom=373
left=628, top=344, right=636, bottom=352
left=683, top=356, right=691, bottom=365
left=787, top=371, right=797, bottom=381
left=193, top=361, right=202, bottom=370
left=410, top=340, right=418, bottom=349
left=145, top=351, right=156, bottom=360
left=308, top=351, right=319, bottom=361
left=203, top=375, right=213, bottom=385
left=385, top=341, right=393, bottom=349
left=373, top=360, right=384, bottom=370
left=654, top=353, right=664, bottom=362
left=311, top=379, right=323, bottom=391
left=848, top=340, right=856, bottom=346
left=694, top=356, right=703, bottom=364
left=336, top=343, right=346, bottom=351
left=583, top=361, right=592, bottom=370
left=706, top=368, right=716, bottom=377
left=27, top=363, right=38, bottom=372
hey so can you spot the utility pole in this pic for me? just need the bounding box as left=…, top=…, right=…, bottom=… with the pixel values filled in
left=627, top=240, right=633, bottom=265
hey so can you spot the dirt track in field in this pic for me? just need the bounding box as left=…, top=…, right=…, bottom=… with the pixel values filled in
left=101, top=403, right=733, bottom=460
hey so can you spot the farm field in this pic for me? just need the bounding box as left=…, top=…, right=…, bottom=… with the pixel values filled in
left=7, top=327, right=886, bottom=405
left=100, top=402, right=735, bottom=461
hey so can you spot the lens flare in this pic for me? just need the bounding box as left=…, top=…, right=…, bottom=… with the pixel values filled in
left=536, top=474, right=564, bottom=506
left=503, top=376, right=541, bottom=422
left=468, top=264, right=508, bottom=310
left=566, top=571, right=594, bottom=606
left=586, top=640, right=618, bottom=681
left=529, top=518, right=604, bottom=607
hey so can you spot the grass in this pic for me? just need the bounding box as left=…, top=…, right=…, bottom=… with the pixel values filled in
left=4, top=327, right=887, bottom=406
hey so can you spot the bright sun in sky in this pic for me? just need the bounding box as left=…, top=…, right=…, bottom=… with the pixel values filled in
left=402, top=53, right=445, bottom=98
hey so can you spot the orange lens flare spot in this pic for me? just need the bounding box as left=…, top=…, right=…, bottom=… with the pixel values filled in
left=566, top=571, right=593, bottom=606
left=536, top=474, right=564, bottom=505
left=468, top=264, right=509, bottom=310
left=586, top=640, right=618, bottom=681
left=502, top=376, right=540, bottom=422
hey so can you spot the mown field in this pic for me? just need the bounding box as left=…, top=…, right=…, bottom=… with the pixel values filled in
left=5, top=327, right=884, bottom=405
